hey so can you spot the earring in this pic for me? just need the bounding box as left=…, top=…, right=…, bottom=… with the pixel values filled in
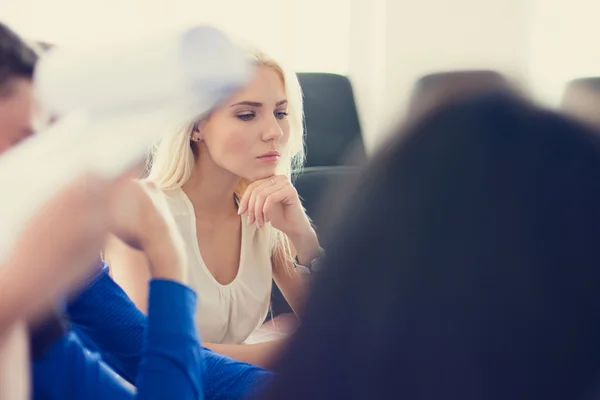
left=191, top=136, right=202, bottom=142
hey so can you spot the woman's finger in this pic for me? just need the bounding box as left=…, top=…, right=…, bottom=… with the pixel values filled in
left=247, top=179, right=277, bottom=225
left=254, top=184, right=284, bottom=228
left=238, top=175, right=287, bottom=217
left=263, top=186, right=296, bottom=223
left=238, top=178, right=266, bottom=215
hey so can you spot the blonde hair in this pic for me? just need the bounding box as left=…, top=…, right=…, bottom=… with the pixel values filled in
left=145, top=47, right=305, bottom=266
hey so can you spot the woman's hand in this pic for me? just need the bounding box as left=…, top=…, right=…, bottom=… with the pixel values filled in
left=237, top=175, right=321, bottom=264
left=238, top=175, right=308, bottom=235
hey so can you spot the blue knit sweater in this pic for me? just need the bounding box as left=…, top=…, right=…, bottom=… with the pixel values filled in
left=32, top=264, right=271, bottom=399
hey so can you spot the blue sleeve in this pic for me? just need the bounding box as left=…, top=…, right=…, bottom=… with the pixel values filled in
left=138, top=279, right=203, bottom=399
left=67, top=266, right=144, bottom=382
left=33, top=332, right=137, bottom=400
left=68, top=264, right=272, bottom=400
left=34, top=280, right=203, bottom=400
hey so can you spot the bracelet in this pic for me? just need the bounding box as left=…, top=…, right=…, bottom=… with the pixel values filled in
left=293, top=249, right=325, bottom=275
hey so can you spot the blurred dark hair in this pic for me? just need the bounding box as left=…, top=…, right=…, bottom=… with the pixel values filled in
left=0, top=22, right=37, bottom=95
left=261, top=92, right=600, bottom=400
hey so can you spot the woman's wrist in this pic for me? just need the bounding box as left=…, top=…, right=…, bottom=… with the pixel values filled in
left=288, top=227, right=321, bottom=266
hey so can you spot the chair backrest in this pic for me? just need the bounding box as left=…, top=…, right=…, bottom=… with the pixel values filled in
left=268, top=165, right=361, bottom=318
left=561, top=77, right=600, bottom=129
left=297, top=73, right=366, bottom=167
left=294, top=166, right=361, bottom=233
left=408, top=70, right=512, bottom=121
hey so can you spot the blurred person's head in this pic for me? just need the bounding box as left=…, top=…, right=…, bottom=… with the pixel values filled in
left=263, top=92, right=600, bottom=400
left=0, top=22, right=37, bottom=155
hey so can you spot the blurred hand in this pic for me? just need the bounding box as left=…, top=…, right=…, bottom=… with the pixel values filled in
left=1, top=174, right=112, bottom=326
left=106, top=180, right=167, bottom=251
left=106, top=179, right=187, bottom=283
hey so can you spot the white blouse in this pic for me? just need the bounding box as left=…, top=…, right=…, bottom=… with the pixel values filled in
left=153, top=187, right=274, bottom=344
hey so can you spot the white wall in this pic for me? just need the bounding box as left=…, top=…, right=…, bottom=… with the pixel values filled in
left=347, top=0, right=388, bottom=153
left=0, top=0, right=351, bottom=73
left=3, top=0, right=600, bottom=151
left=358, top=0, right=600, bottom=148
left=527, top=0, right=600, bottom=106
left=366, top=0, right=532, bottom=149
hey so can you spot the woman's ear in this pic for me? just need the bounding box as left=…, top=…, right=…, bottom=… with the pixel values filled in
left=191, top=120, right=206, bottom=142
left=190, top=122, right=202, bottom=142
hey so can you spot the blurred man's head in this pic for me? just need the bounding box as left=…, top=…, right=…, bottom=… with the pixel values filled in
left=0, top=22, right=38, bottom=155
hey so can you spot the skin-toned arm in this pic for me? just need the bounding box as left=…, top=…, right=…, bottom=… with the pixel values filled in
left=238, top=174, right=322, bottom=315
left=271, top=240, right=311, bottom=317
left=209, top=175, right=322, bottom=368
left=103, top=235, right=152, bottom=314
left=104, top=180, right=187, bottom=313
left=0, top=321, right=29, bottom=400
left=0, top=175, right=111, bottom=333
left=0, top=175, right=117, bottom=400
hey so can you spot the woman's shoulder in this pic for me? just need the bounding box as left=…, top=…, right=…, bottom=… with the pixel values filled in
left=138, top=180, right=186, bottom=211
left=138, top=179, right=179, bottom=196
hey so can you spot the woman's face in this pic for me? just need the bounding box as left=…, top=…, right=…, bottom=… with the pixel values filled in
left=195, top=65, right=290, bottom=182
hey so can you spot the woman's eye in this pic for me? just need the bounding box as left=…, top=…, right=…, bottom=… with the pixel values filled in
left=275, top=111, right=289, bottom=120
left=237, top=113, right=255, bottom=121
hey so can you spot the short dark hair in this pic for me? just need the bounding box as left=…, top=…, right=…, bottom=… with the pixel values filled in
left=263, top=92, right=600, bottom=399
left=0, top=22, right=37, bottom=95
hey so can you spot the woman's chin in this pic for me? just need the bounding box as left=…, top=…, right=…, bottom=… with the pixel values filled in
left=245, top=166, right=279, bottom=181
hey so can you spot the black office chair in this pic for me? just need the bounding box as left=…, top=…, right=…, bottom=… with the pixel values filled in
left=407, top=70, right=513, bottom=122
left=561, top=77, right=600, bottom=129
left=269, top=166, right=362, bottom=318
left=297, top=73, right=366, bottom=167
left=294, top=165, right=361, bottom=234
left=291, top=72, right=368, bottom=230
left=269, top=74, right=366, bottom=318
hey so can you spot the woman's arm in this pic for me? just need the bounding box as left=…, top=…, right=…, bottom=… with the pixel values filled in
left=272, top=229, right=321, bottom=318
left=271, top=246, right=308, bottom=317
left=103, top=234, right=152, bottom=314
left=237, top=174, right=321, bottom=318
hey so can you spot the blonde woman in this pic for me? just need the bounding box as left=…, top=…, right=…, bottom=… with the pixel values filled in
left=104, top=49, right=322, bottom=368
